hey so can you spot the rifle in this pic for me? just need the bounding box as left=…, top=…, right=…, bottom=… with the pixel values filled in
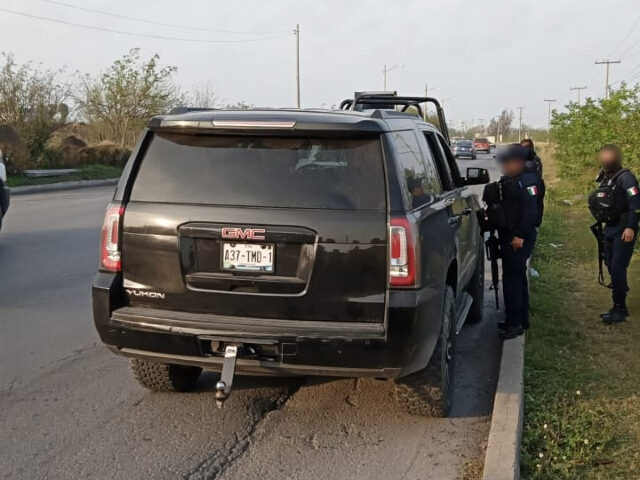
left=589, top=222, right=612, bottom=288
left=485, top=231, right=501, bottom=309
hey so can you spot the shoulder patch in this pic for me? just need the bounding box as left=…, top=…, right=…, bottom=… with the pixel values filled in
left=627, top=186, right=639, bottom=197
left=527, top=185, right=538, bottom=196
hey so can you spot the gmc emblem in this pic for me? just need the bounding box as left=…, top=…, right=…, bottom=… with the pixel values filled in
left=221, top=227, right=266, bottom=241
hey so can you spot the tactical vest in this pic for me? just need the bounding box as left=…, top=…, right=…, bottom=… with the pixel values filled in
left=588, top=169, right=629, bottom=224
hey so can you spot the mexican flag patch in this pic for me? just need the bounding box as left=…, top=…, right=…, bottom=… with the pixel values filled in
left=627, top=186, right=639, bottom=197
left=526, top=185, right=538, bottom=196
left=597, top=192, right=606, bottom=198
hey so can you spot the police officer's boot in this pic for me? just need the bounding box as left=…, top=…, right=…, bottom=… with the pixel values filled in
left=603, top=304, right=627, bottom=324
left=601, top=299, right=629, bottom=321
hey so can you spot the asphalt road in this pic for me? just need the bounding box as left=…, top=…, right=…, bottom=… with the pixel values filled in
left=0, top=152, right=501, bottom=480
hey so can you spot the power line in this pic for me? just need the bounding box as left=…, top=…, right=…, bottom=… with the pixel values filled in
left=605, top=13, right=640, bottom=57
left=40, top=0, right=289, bottom=35
left=0, top=8, right=290, bottom=44
left=618, top=36, right=640, bottom=59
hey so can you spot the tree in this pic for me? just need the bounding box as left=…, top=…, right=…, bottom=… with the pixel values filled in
left=186, top=82, right=219, bottom=109
left=0, top=52, right=70, bottom=164
left=551, top=84, right=640, bottom=185
left=76, top=49, right=182, bottom=147
left=225, top=101, right=255, bottom=109
left=487, top=109, right=514, bottom=139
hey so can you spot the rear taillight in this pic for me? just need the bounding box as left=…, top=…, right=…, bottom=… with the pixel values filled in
left=101, top=203, right=124, bottom=272
left=389, top=217, right=418, bottom=287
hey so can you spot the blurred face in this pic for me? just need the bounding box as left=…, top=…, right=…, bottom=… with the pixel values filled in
left=500, top=159, right=525, bottom=177
left=598, top=150, right=620, bottom=171
left=520, top=140, right=533, bottom=150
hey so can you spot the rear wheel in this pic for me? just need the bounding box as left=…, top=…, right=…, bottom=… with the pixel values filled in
left=466, top=238, right=485, bottom=324
left=394, top=286, right=456, bottom=417
left=130, top=359, right=202, bottom=392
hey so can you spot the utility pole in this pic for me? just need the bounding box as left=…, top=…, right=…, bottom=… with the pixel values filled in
left=423, top=83, right=428, bottom=121
left=569, top=86, right=587, bottom=105
left=294, top=24, right=300, bottom=108
left=516, top=106, right=525, bottom=142
left=478, top=118, right=485, bottom=134
left=595, top=59, right=621, bottom=99
left=383, top=65, right=387, bottom=91
left=382, top=63, right=403, bottom=91
left=543, top=99, right=556, bottom=144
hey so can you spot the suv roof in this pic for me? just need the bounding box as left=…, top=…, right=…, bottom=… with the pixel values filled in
left=148, top=108, right=441, bottom=135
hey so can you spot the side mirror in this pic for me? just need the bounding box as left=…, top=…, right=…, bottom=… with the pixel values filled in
left=464, top=167, right=490, bottom=185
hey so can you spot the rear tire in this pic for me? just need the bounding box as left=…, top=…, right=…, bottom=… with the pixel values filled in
left=130, top=359, right=202, bottom=392
left=466, top=239, right=485, bottom=324
left=394, top=286, right=456, bottom=417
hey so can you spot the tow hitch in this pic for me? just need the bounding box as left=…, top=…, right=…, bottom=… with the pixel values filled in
left=207, top=339, right=278, bottom=408
left=215, top=345, right=239, bottom=408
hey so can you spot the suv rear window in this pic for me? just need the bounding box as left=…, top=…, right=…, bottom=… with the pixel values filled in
left=475, top=138, right=488, bottom=143
left=130, top=133, right=386, bottom=211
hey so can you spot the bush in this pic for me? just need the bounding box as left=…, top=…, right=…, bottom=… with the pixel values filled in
left=78, top=142, right=131, bottom=167
left=551, top=84, right=640, bottom=190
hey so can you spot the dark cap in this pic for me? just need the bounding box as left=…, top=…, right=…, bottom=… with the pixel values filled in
left=496, top=144, right=529, bottom=164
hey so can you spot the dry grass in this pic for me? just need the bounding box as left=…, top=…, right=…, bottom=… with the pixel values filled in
left=462, top=459, right=484, bottom=480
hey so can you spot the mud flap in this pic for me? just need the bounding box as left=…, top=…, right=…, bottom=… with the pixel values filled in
left=215, top=345, right=239, bottom=408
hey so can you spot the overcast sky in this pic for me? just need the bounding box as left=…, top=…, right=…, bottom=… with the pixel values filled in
left=1, top=0, right=640, bottom=127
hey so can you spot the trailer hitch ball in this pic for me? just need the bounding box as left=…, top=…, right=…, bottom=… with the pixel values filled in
left=215, top=381, right=228, bottom=409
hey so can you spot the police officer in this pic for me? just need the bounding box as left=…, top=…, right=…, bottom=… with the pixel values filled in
left=595, top=144, right=640, bottom=323
left=520, top=138, right=543, bottom=175
left=496, top=144, right=543, bottom=339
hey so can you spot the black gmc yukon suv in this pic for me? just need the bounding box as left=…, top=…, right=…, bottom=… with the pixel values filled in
left=92, top=95, right=489, bottom=416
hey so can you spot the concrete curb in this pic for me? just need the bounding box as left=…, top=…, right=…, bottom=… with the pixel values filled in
left=482, top=333, right=525, bottom=480
left=10, top=178, right=119, bottom=195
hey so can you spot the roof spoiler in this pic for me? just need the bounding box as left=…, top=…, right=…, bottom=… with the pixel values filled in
left=338, top=94, right=450, bottom=144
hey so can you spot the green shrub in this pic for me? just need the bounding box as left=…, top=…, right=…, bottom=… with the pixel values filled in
left=551, top=84, right=640, bottom=189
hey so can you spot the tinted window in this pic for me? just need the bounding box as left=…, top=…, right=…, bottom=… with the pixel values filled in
left=456, top=141, right=473, bottom=147
left=130, top=133, right=385, bottom=210
left=392, top=130, right=441, bottom=208
left=437, top=134, right=463, bottom=187
left=475, top=138, right=488, bottom=143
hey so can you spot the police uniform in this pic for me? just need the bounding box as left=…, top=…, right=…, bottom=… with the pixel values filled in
left=498, top=170, right=542, bottom=332
left=599, top=167, right=640, bottom=317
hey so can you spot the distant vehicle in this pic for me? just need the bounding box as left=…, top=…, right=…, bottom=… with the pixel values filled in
left=92, top=94, right=490, bottom=417
left=473, top=138, right=491, bottom=153
left=0, top=149, right=9, bottom=232
left=453, top=140, right=477, bottom=159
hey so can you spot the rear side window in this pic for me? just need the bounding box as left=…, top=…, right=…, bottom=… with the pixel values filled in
left=392, top=130, right=441, bottom=209
left=130, top=133, right=386, bottom=211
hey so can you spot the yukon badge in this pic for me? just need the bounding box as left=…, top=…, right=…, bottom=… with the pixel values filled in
left=126, top=289, right=166, bottom=300
left=221, top=227, right=266, bottom=241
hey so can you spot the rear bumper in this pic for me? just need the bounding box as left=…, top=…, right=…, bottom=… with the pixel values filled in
left=93, top=273, right=439, bottom=379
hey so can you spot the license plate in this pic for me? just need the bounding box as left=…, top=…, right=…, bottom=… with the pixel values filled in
left=222, top=243, right=275, bottom=273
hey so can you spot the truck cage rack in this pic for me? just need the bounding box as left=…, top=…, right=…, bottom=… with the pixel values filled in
left=338, top=94, right=450, bottom=143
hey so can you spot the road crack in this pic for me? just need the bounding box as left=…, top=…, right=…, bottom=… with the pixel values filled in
left=183, top=381, right=302, bottom=480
